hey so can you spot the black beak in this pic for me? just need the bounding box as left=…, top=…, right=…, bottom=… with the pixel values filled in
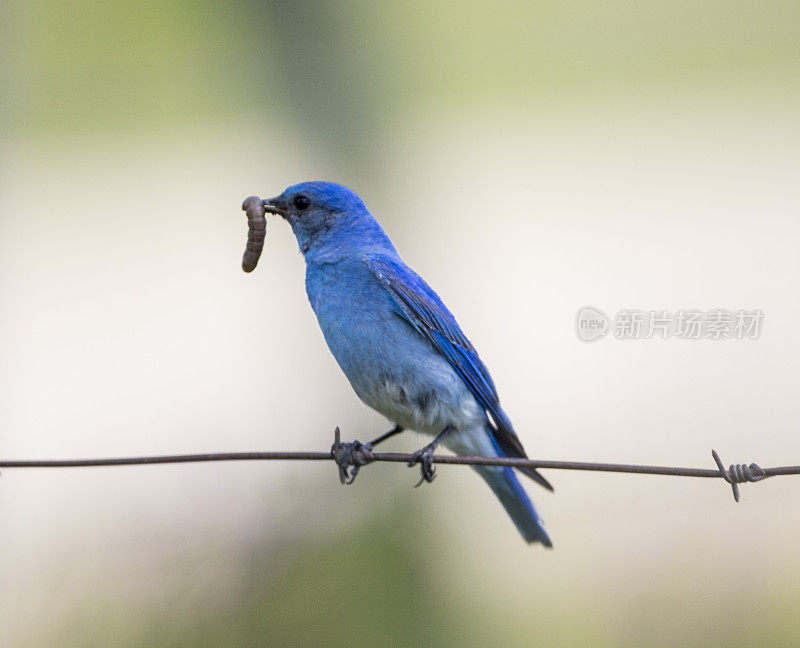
left=262, top=197, right=288, bottom=217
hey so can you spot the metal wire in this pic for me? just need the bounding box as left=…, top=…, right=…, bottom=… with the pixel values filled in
left=0, top=428, right=795, bottom=501
left=711, top=449, right=767, bottom=502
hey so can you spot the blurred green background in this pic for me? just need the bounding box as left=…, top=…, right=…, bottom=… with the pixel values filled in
left=1, top=1, right=800, bottom=646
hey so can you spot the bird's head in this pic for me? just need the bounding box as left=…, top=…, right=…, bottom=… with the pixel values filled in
left=262, top=181, right=393, bottom=260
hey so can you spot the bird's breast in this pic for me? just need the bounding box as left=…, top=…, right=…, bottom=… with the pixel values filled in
left=304, top=259, right=485, bottom=435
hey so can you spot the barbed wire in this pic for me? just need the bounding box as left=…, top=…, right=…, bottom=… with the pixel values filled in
left=0, top=428, right=795, bottom=502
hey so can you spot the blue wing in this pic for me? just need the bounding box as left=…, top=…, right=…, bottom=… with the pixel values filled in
left=366, top=254, right=553, bottom=491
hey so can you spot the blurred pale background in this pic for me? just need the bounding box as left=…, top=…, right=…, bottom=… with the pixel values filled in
left=1, top=1, right=799, bottom=646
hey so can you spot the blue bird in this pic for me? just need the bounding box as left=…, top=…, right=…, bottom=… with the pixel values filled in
left=261, top=181, right=553, bottom=546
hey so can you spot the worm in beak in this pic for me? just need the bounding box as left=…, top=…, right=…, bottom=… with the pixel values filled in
left=241, top=196, right=267, bottom=273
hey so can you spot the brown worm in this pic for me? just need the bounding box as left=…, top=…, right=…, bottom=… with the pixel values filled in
left=241, top=195, right=266, bottom=273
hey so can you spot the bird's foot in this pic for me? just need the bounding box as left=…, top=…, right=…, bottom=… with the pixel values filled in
left=408, top=443, right=438, bottom=486
left=407, top=426, right=453, bottom=486
left=331, top=427, right=374, bottom=485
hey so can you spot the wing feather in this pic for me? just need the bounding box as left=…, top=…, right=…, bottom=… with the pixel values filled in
left=367, top=255, right=552, bottom=491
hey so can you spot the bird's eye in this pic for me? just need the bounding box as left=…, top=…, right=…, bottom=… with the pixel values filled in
left=293, top=195, right=310, bottom=210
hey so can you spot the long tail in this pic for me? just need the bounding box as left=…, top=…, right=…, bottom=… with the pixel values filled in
left=473, top=464, right=553, bottom=547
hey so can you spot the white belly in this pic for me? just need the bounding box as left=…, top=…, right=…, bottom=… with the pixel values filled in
left=363, top=373, right=485, bottom=438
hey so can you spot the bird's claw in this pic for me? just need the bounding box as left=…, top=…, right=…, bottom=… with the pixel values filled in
left=331, top=427, right=374, bottom=485
left=408, top=445, right=437, bottom=486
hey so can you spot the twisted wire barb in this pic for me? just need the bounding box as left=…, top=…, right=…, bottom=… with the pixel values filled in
left=0, top=428, right=795, bottom=501
left=711, top=449, right=767, bottom=502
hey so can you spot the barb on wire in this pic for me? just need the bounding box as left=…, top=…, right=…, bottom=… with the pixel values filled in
left=331, top=427, right=374, bottom=485
left=711, top=449, right=767, bottom=502
left=0, top=428, right=795, bottom=502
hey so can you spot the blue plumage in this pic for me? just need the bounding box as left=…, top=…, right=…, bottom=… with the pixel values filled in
left=265, top=181, right=553, bottom=546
